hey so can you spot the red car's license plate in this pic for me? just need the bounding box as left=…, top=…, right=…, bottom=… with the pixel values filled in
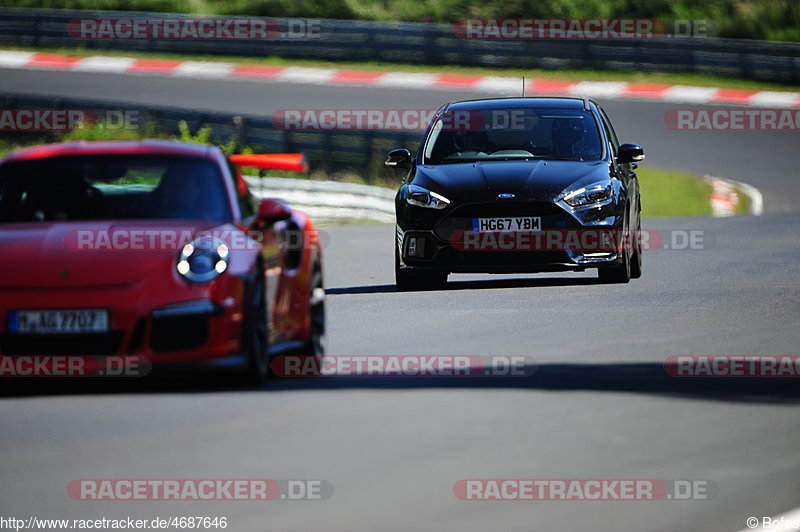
left=9, top=309, right=109, bottom=334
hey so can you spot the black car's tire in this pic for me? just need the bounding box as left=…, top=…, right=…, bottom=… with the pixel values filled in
left=298, top=259, right=325, bottom=358
left=598, top=254, right=631, bottom=284
left=240, top=268, right=269, bottom=384
left=395, top=244, right=448, bottom=291
left=598, top=217, right=632, bottom=284
left=397, top=269, right=448, bottom=291
left=630, top=215, right=643, bottom=279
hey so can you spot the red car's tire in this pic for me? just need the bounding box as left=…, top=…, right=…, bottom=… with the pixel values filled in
left=241, top=268, right=269, bottom=384
left=299, top=258, right=325, bottom=359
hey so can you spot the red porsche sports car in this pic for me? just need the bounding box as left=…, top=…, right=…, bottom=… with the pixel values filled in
left=0, top=140, right=324, bottom=382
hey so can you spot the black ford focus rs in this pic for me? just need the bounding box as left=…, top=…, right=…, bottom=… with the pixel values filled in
left=386, top=97, right=645, bottom=291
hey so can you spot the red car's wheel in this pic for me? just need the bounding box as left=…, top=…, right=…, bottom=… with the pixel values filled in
left=241, top=268, right=269, bottom=384
left=300, top=258, right=325, bottom=358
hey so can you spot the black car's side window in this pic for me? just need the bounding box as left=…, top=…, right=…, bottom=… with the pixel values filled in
left=598, top=109, right=620, bottom=156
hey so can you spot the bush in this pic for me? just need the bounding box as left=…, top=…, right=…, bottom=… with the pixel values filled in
left=3, top=0, right=798, bottom=41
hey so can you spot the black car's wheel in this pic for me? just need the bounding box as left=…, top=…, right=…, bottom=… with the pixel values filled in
left=630, top=214, right=643, bottom=279
left=299, top=260, right=325, bottom=358
left=395, top=243, right=447, bottom=291
left=241, top=268, right=269, bottom=384
left=598, top=216, right=632, bottom=284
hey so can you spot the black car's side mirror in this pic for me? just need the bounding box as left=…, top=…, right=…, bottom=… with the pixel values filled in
left=385, top=149, right=412, bottom=169
left=617, top=143, right=645, bottom=164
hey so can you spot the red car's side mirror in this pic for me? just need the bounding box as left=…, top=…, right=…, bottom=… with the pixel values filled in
left=255, top=199, right=292, bottom=227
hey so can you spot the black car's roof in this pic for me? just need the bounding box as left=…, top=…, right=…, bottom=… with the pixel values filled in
left=446, top=97, right=591, bottom=111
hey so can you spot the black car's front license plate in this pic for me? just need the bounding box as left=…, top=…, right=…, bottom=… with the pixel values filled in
left=471, top=216, right=542, bottom=232
left=8, top=309, right=109, bottom=334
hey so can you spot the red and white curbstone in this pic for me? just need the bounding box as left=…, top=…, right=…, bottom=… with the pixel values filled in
left=1, top=50, right=799, bottom=107
left=708, top=177, right=740, bottom=217
left=705, top=175, right=764, bottom=217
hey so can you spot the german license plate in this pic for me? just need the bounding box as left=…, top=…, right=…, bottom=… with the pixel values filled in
left=472, top=217, right=541, bottom=232
left=8, top=309, right=109, bottom=334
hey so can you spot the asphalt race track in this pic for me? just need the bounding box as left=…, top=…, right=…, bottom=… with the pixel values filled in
left=1, top=66, right=799, bottom=532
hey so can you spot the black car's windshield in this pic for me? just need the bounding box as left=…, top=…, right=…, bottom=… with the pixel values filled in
left=422, top=108, right=603, bottom=164
left=0, top=154, right=232, bottom=223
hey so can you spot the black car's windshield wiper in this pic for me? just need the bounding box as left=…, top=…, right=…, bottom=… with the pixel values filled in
left=426, top=155, right=594, bottom=164
left=486, top=156, right=543, bottom=161
left=428, top=157, right=489, bottom=164
left=432, top=156, right=545, bottom=164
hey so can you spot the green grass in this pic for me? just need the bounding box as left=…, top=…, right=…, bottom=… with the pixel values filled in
left=733, top=186, right=752, bottom=215
left=0, top=139, right=38, bottom=158
left=637, top=167, right=713, bottom=218
left=6, top=45, right=800, bottom=93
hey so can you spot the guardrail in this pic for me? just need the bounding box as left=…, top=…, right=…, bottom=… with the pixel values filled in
left=0, top=92, right=400, bottom=222
left=245, top=176, right=395, bottom=223
left=0, top=92, right=424, bottom=178
left=1, top=8, right=799, bottom=83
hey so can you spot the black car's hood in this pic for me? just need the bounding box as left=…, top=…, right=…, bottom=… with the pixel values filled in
left=412, top=160, right=612, bottom=202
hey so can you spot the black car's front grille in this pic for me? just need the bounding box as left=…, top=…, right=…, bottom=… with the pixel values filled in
left=449, top=202, right=566, bottom=218
left=438, top=248, right=571, bottom=269
left=0, top=332, right=125, bottom=357
left=434, top=201, right=574, bottom=241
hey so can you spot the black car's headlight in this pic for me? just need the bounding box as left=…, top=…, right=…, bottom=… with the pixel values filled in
left=561, top=182, right=614, bottom=209
left=407, top=185, right=451, bottom=210
left=177, top=236, right=229, bottom=283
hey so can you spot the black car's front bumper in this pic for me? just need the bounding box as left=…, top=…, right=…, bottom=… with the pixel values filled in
left=397, top=200, right=625, bottom=274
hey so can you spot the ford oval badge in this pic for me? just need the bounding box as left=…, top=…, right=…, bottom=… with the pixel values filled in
left=497, top=193, right=516, bottom=199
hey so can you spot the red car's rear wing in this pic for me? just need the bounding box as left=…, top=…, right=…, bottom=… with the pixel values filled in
left=229, top=153, right=307, bottom=173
